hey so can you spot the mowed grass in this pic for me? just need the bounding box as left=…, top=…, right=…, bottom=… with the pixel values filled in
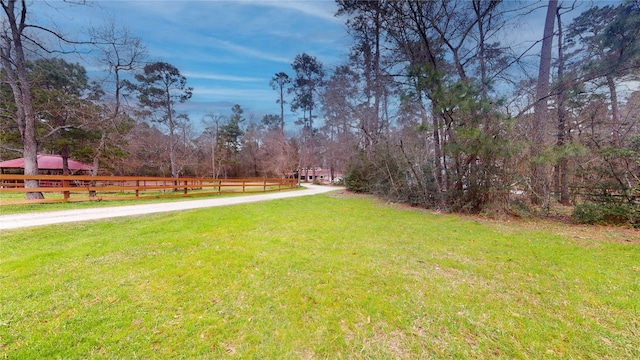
left=0, top=193, right=638, bottom=359
left=0, top=187, right=299, bottom=215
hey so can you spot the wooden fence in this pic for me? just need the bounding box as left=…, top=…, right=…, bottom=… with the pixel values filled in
left=569, top=186, right=639, bottom=204
left=0, top=174, right=298, bottom=205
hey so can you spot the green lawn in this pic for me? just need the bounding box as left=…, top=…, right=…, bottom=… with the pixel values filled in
left=0, top=188, right=299, bottom=215
left=1, top=192, right=638, bottom=359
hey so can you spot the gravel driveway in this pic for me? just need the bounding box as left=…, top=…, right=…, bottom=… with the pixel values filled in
left=0, top=184, right=343, bottom=230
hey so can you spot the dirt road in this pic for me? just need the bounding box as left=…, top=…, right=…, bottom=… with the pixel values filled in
left=0, top=185, right=343, bottom=230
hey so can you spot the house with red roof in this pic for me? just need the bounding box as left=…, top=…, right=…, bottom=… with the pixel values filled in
left=0, top=154, right=93, bottom=175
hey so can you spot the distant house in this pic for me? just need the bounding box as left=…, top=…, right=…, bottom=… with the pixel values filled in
left=297, top=168, right=343, bottom=184
left=0, top=154, right=93, bottom=175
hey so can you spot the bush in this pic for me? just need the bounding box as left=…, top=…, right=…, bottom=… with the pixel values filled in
left=344, top=151, right=374, bottom=193
left=573, top=202, right=640, bottom=227
left=480, top=197, right=534, bottom=220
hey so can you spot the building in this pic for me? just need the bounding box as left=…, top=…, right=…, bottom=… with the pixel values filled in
left=0, top=154, right=93, bottom=175
left=297, top=168, right=343, bottom=184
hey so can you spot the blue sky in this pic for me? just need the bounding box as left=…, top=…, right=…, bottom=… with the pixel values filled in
left=30, top=0, right=351, bottom=128
left=27, top=0, right=634, bottom=131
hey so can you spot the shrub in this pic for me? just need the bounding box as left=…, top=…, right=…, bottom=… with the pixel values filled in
left=573, top=202, right=640, bottom=227
left=344, top=150, right=374, bottom=193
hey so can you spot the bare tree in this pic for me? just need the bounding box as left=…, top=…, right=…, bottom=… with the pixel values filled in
left=118, top=122, right=170, bottom=176
left=321, top=64, right=360, bottom=179
left=202, top=112, right=224, bottom=178
left=1, top=0, right=42, bottom=198
left=531, top=0, right=557, bottom=205
left=554, top=5, right=570, bottom=205
left=337, top=0, right=387, bottom=152
left=89, top=21, right=147, bottom=176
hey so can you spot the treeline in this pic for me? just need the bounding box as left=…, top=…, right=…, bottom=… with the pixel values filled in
left=328, top=0, right=640, bottom=225
left=1, top=0, right=639, bottom=225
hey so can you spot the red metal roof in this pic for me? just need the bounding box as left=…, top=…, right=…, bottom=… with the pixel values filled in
left=0, top=154, right=93, bottom=171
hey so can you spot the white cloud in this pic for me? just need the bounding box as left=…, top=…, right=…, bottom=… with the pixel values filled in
left=239, top=0, right=341, bottom=23
left=183, top=71, right=265, bottom=83
left=194, top=87, right=273, bottom=100
left=206, top=37, right=291, bottom=64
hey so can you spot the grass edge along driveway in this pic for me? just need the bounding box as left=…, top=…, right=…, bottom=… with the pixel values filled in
left=0, top=184, right=335, bottom=230
left=1, top=192, right=638, bottom=359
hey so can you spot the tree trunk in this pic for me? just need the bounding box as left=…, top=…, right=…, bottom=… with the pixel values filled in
left=280, top=86, right=285, bottom=135
left=167, top=98, right=178, bottom=179
left=1, top=0, right=43, bottom=199
left=169, top=130, right=178, bottom=178
left=473, top=0, right=488, bottom=99
left=431, top=110, right=445, bottom=193
left=309, top=107, right=316, bottom=182
left=607, top=75, right=620, bottom=145
left=61, top=143, right=70, bottom=175
left=530, top=0, right=557, bottom=205
left=372, top=7, right=381, bottom=146
left=555, top=7, right=570, bottom=205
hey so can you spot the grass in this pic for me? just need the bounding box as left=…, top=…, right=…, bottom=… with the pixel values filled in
left=0, top=186, right=300, bottom=215
left=1, top=192, right=638, bottom=359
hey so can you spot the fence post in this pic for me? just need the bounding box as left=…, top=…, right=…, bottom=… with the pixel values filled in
left=184, top=180, right=188, bottom=195
left=62, top=178, right=70, bottom=201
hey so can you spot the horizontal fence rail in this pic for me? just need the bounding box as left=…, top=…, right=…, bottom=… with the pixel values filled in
left=569, top=186, right=640, bottom=204
left=0, top=174, right=298, bottom=205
